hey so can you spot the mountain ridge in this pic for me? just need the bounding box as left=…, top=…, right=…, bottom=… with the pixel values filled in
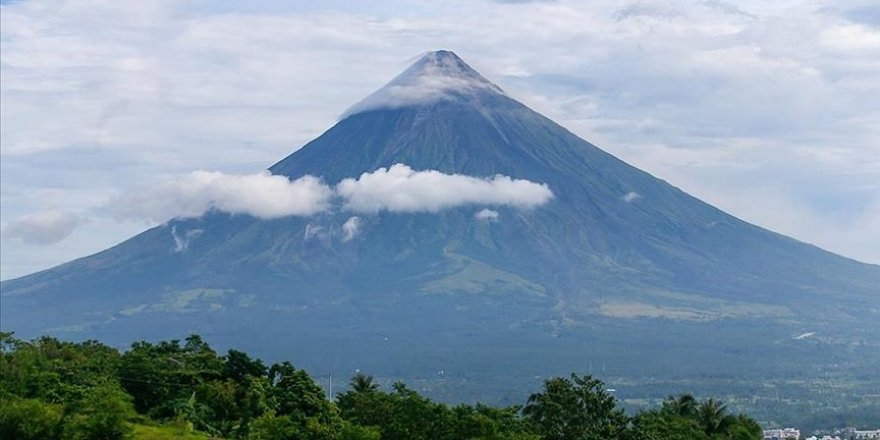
left=2, top=51, right=878, bottom=405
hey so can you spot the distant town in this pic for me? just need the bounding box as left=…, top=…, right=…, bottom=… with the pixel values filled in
left=764, top=428, right=880, bottom=440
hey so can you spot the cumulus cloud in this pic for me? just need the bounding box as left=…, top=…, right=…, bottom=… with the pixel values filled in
left=98, top=164, right=551, bottom=226
left=3, top=210, right=81, bottom=245
left=475, top=208, right=500, bottom=221
left=336, top=164, right=553, bottom=213
left=108, top=171, right=333, bottom=222
left=622, top=192, right=641, bottom=203
left=342, top=216, right=361, bottom=241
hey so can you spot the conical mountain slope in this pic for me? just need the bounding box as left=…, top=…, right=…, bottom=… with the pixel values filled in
left=270, top=51, right=877, bottom=310
left=2, top=51, right=878, bottom=400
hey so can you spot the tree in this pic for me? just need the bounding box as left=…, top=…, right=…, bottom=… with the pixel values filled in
left=522, top=374, right=628, bottom=440
left=246, top=412, right=297, bottom=440
left=0, top=336, right=121, bottom=406
left=194, top=379, right=240, bottom=435
left=119, top=340, right=186, bottom=415
left=224, top=349, right=267, bottom=382
left=662, top=394, right=698, bottom=418
left=629, top=409, right=708, bottom=440
left=0, top=332, right=767, bottom=440
left=119, top=336, right=224, bottom=417
left=339, top=422, right=381, bottom=440
left=727, top=414, right=761, bottom=440
left=336, top=375, right=391, bottom=432
left=62, top=382, right=135, bottom=440
left=268, top=362, right=334, bottom=420
left=239, top=375, right=275, bottom=430
left=697, top=398, right=734, bottom=437
left=0, top=397, right=63, bottom=440
left=266, top=362, right=341, bottom=439
left=380, top=382, right=438, bottom=440
left=350, top=374, right=380, bottom=394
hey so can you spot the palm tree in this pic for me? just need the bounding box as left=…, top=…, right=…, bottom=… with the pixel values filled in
left=697, top=398, right=733, bottom=436
left=350, top=373, right=379, bottom=393
left=663, top=394, right=698, bottom=418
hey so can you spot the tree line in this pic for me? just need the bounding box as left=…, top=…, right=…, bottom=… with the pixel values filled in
left=0, top=332, right=762, bottom=439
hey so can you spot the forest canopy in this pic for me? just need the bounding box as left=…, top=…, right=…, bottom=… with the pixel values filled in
left=0, top=332, right=762, bottom=440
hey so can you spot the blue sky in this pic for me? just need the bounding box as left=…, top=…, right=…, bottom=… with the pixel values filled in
left=1, top=0, right=879, bottom=279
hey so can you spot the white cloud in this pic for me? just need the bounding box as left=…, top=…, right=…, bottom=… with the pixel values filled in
left=103, top=165, right=550, bottom=223
left=342, top=216, right=361, bottom=241
left=701, top=0, right=755, bottom=19
left=475, top=208, right=500, bottom=221
left=336, top=164, right=553, bottom=213
left=108, top=171, right=333, bottom=222
left=2, top=0, right=880, bottom=277
left=622, top=192, right=641, bottom=202
left=614, top=1, right=682, bottom=21
left=171, top=225, right=202, bottom=252
left=341, top=51, right=505, bottom=118
left=303, top=223, right=326, bottom=241
left=2, top=210, right=81, bottom=245
left=821, top=24, right=880, bottom=52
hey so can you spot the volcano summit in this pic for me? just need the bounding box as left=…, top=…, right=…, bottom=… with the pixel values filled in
left=2, top=51, right=878, bottom=403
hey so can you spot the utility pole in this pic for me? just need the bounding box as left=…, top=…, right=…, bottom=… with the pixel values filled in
left=328, top=372, right=333, bottom=401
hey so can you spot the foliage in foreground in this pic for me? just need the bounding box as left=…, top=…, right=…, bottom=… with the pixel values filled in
left=0, top=332, right=761, bottom=439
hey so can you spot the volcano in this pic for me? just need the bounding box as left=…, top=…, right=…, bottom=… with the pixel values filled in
left=2, top=51, right=878, bottom=403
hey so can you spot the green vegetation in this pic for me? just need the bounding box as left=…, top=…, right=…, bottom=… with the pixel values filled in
left=0, top=331, right=761, bottom=439
left=130, top=423, right=212, bottom=440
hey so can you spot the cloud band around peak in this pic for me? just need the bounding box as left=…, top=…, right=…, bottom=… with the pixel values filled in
left=108, top=170, right=334, bottom=222
left=105, top=163, right=553, bottom=223
left=337, top=164, right=553, bottom=213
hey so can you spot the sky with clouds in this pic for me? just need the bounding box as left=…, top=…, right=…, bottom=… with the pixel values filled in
left=1, top=0, right=879, bottom=279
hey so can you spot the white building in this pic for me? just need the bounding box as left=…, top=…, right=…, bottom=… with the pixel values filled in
left=764, top=428, right=801, bottom=440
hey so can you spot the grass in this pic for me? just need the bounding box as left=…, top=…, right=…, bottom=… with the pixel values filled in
left=131, top=423, right=215, bottom=440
